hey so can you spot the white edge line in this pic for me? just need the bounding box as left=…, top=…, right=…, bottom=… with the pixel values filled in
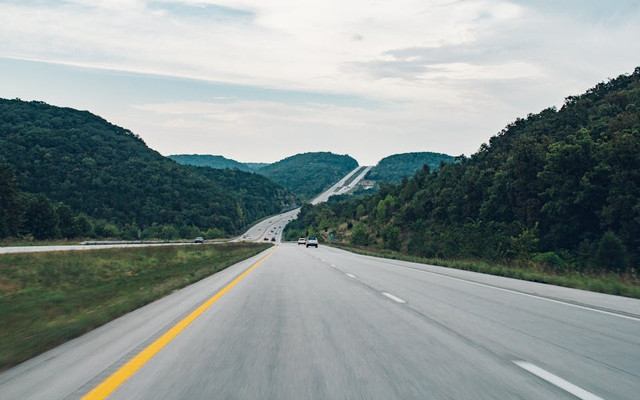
left=382, top=292, right=406, bottom=303
left=394, top=265, right=639, bottom=322
left=346, top=273, right=356, bottom=279
left=514, top=361, right=604, bottom=400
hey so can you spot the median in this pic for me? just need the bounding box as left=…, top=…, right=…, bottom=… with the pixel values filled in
left=0, top=242, right=271, bottom=370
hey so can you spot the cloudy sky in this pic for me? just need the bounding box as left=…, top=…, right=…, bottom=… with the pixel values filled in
left=1, top=0, right=638, bottom=165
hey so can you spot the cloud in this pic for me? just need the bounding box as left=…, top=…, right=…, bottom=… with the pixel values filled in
left=1, top=0, right=639, bottom=164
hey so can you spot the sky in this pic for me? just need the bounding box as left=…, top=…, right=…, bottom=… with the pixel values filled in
left=1, top=0, right=639, bottom=166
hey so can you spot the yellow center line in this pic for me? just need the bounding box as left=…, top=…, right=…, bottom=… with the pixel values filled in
left=81, top=247, right=278, bottom=400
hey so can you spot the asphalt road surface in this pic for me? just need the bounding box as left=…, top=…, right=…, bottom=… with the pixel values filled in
left=237, top=165, right=369, bottom=243
left=2, top=244, right=638, bottom=399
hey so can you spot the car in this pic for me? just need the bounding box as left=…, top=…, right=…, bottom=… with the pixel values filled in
left=306, top=237, right=318, bottom=248
left=264, top=237, right=269, bottom=241
left=271, top=237, right=276, bottom=242
left=194, top=237, right=204, bottom=243
left=297, top=238, right=306, bottom=245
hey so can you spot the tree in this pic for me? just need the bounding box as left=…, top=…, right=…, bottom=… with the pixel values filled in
left=22, top=194, right=59, bottom=239
left=350, top=222, right=369, bottom=246
left=0, top=161, right=21, bottom=237
left=381, top=225, right=400, bottom=251
left=56, top=204, right=77, bottom=238
left=595, top=232, right=629, bottom=273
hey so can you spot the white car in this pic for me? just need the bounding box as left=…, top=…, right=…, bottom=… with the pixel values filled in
left=297, top=238, right=306, bottom=245
left=306, top=237, right=318, bottom=248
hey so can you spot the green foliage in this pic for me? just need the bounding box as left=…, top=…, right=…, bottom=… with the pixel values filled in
left=532, top=252, right=566, bottom=273
left=350, top=222, right=369, bottom=246
left=508, top=223, right=540, bottom=261
left=0, top=99, right=295, bottom=237
left=21, top=194, right=59, bottom=240
left=366, top=152, right=456, bottom=183
left=0, top=242, right=270, bottom=369
left=257, top=152, right=358, bottom=198
left=381, top=225, right=400, bottom=251
left=286, top=67, right=640, bottom=276
left=0, top=161, right=21, bottom=237
left=168, top=154, right=259, bottom=172
left=595, top=231, right=630, bottom=273
left=333, top=244, right=640, bottom=299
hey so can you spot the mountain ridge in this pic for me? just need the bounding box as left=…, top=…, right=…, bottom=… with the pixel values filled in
left=0, top=98, right=295, bottom=238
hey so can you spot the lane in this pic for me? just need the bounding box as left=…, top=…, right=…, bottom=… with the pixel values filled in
left=1, top=166, right=367, bottom=252
left=238, top=165, right=366, bottom=243
left=2, top=242, right=637, bottom=398
left=0, top=249, right=275, bottom=400
left=105, top=244, right=570, bottom=399
left=313, top=245, right=640, bottom=400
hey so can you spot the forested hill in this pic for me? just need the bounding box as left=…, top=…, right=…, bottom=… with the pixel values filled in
left=257, top=152, right=359, bottom=198
left=366, top=152, right=456, bottom=183
left=287, top=67, right=640, bottom=274
left=0, top=99, right=295, bottom=237
left=168, top=154, right=259, bottom=172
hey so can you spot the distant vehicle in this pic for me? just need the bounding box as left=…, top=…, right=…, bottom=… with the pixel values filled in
left=298, top=238, right=306, bottom=245
left=306, top=237, right=318, bottom=248
left=194, top=237, right=204, bottom=243
left=264, top=237, right=269, bottom=241
left=271, top=237, right=276, bottom=242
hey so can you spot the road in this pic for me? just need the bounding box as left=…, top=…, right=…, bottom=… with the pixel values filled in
left=0, top=242, right=197, bottom=254
left=237, top=165, right=369, bottom=243
left=1, top=244, right=638, bottom=399
left=0, top=166, right=370, bottom=253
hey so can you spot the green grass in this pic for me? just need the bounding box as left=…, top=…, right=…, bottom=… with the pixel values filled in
left=329, top=244, right=640, bottom=299
left=0, top=242, right=271, bottom=370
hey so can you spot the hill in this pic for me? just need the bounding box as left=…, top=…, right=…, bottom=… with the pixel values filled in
left=257, top=152, right=359, bottom=198
left=245, top=162, right=269, bottom=170
left=0, top=99, right=295, bottom=238
left=285, top=67, right=640, bottom=275
left=366, top=152, right=456, bottom=183
left=168, top=154, right=259, bottom=172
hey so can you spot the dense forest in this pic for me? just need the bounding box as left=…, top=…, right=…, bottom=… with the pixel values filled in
left=0, top=99, right=296, bottom=240
left=286, top=67, right=640, bottom=274
left=366, top=152, right=456, bottom=183
left=258, top=152, right=359, bottom=198
left=168, top=154, right=260, bottom=173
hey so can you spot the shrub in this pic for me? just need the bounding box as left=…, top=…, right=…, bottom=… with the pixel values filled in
left=595, top=231, right=630, bottom=273
left=533, top=252, right=566, bottom=273
left=350, top=222, right=369, bottom=246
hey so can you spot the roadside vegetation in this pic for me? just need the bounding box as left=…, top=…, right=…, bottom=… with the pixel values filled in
left=285, top=68, right=640, bottom=296
left=330, top=244, right=640, bottom=299
left=0, top=99, right=296, bottom=240
left=257, top=152, right=359, bottom=199
left=0, top=242, right=270, bottom=370
left=366, top=152, right=456, bottom=184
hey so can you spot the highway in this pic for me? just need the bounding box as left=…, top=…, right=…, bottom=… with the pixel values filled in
left=237, top=165, right=369, bottom=243
left=0, top=166, right=369, bottom=254
left=1, top=166, right=639, bottom=399
left=1, top=244, right=637, bottom=399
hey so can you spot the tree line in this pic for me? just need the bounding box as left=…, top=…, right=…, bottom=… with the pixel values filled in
left=285, top=67, right=640, bottom=275
left=0, top=99, right=296, bottom=240
left=365, top=151, right=456, bottom=184
left=258, top=152, right=359, bottom=199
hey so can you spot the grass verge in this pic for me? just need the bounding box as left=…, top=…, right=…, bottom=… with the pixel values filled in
left=0, top=242, right=271, bottom=370
left=329, top=244, right=640, bottom=299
